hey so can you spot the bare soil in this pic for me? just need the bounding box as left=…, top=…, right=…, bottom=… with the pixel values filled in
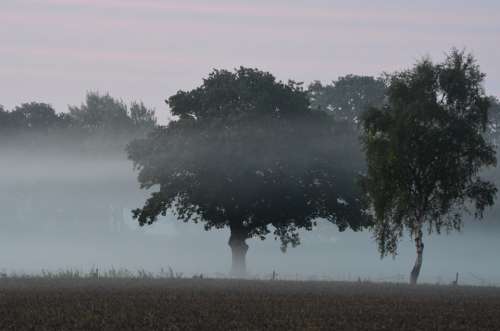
left=0, top=278, right=499, bottom=330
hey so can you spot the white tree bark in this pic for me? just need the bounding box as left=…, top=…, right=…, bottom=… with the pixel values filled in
left=410, top=228, right=424, bottom=285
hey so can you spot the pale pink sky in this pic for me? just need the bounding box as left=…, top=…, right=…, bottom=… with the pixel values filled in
left=2, top=0, right=499, bottom=123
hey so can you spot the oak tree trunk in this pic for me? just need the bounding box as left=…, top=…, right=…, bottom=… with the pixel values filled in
left=228, top=228, right=249, bottom=278
left=410, top=229, right=424, bottom=285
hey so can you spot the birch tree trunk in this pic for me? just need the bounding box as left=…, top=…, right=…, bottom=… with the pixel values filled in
left=410, top=228, right=424, bottom=285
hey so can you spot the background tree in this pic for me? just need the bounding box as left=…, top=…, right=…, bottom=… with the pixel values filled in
left=69, top=92, right=133, bottom=135
left=362, top=49, right=497, bottom=285
left=487, top=96, right=500, bottom=144
left=308, top=75, right=386, bottom=130
left=128, top=67, right=371, bottom=276
left=11, top=102, right=60, bottom=131
left=307, top=75, right=386, bottom=237
left=0, top=106, right=12, bottom=132
left=0, top=102, right=66, bottom=135
left=68, top=92, right=157, bottom=152
left=129, top=101, right=157, bottom=132
left=0, top=95, right=157, bottom=154
left=0, top=102, right=71, bottom=146
left=69, top=92, right=157, bottom=134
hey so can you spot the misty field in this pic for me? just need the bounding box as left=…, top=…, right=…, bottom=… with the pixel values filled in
left=1, top=278, right=499, bottom=330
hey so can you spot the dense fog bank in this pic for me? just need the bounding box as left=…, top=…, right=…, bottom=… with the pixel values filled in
left=1, top=147, right=499, bottom=285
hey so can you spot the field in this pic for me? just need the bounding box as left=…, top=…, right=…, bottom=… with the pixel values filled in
left=1, top=278, right=500, bottom=330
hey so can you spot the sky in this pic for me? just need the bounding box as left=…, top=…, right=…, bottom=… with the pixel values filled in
left=2, top=0, right=500, bottom=123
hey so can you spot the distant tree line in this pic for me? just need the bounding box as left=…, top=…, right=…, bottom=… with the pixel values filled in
left=1, top=78, right=497, bottom=154
left=0, top=93, right=158, bottom=237
left=0, top=92, right=157, bottom=152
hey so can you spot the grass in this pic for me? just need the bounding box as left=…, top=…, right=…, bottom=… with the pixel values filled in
left=0, top=267, right=187, bottom=280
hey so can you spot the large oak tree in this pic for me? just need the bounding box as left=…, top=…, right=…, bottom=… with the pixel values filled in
left=127, top=67, right=371, bottom=276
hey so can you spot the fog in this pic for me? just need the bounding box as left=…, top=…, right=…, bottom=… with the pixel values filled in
left=2, top=145, right=499, bottom=285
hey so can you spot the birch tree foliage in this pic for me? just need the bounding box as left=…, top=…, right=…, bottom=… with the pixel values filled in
left=361, top=49, right=497, bottom=256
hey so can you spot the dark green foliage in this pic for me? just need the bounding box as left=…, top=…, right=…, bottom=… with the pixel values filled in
left=308, top=75, right=386, bottom=130
left=128, top=67, right=370, bottom=250
left=0, top=92, right=157, bottom=151
left=307, top=75, right=387, bottom=206
left=69, top=92, right=157, bottom=135
left=0, top=92, right=157, bottom=137
left=0, top=105, right=12, bottom=131
left=487, top=96, right=500, bottom=143
left=10, top=103, right=61, bottom=131
left=362, top=49, right=497, bottom=256
left=69, top=93, right=130, bottom=133
left=130, top=101, right=157, bottom=132
left=0, top=103, right=67, bottom=134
